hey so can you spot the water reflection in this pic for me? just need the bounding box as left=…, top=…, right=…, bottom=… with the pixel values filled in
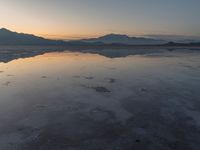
left=0, top=50, right=200, bottom=149
left=0, top=45, right=193, bottom=63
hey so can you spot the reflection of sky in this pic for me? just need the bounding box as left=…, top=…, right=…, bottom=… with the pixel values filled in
left=0, top=51, right=199, bottom=97
left=0, top=51, right=200, bottom=125
left=0, top=0, right=200, bottom=39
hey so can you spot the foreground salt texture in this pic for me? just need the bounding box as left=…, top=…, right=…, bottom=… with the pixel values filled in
left=0, top=50, right=200, bottom=150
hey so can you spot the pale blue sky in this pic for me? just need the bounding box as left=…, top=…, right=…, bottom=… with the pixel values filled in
left=0, top=0, right=199, bottom=39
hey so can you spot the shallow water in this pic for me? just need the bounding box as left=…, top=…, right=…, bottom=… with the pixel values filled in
left=0, top=50, right=200, bottom=150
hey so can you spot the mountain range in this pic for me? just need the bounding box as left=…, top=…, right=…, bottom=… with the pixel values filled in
left=0, top=28, right=200, bottom=46
left=79, top=34, right=166, bottom=45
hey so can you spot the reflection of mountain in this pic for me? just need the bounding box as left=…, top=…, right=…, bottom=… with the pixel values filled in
left=0, top=45, right=199, bottom=63
left=0, top=28, right=65, bottom=45
left=0, top=28, right=200, bottom=62
left=0, top=46, right=67, bottom=62
left=80, top=34, right=166, bottom=45
left=164, top=42, right=200, bottom=46
left=0, top=46, right=165, bottom=62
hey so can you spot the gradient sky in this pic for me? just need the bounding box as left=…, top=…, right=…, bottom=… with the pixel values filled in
left=0, top=0, right=200, bottom=39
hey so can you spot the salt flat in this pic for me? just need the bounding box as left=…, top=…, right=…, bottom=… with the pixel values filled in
left=0, top=49, right=200, bottom=150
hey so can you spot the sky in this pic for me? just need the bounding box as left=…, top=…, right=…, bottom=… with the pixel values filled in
left=0, top=0, right=200, bottom=40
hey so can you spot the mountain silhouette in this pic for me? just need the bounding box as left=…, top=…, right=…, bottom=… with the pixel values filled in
left=0, top=28, right=199, bottom=46
left=80, top=33, right=166, bottom=45
left=0, top=28, right=66, bottom=45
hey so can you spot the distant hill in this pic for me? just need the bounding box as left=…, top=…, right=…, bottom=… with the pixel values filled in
left=0, top=29, right=166, bottom=46
left=79, top=33, right=167, bottom=45
left=0, top=28, right=66, bottom=45
left=0, top=28, right=199, bottom=47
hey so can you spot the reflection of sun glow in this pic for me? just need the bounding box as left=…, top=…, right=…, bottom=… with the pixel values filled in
left=0, top=52, right=111, bottom=76
left=0, top=51, right=160, bottom=79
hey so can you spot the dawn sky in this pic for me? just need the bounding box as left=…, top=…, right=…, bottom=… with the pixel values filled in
left=0, top=0, right=199, bottom=39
